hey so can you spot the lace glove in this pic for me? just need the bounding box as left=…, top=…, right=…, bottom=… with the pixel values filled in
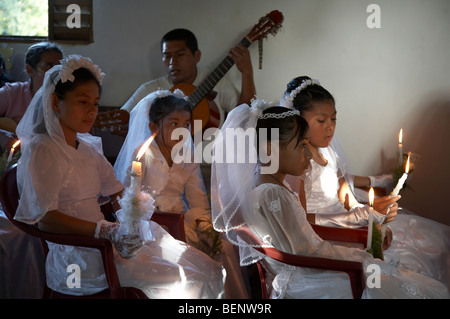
left=315, top=204, right=385, bottom=228
left=369, top=174, right=394, bottom=188
left=94, top=220, right=143, bottom=259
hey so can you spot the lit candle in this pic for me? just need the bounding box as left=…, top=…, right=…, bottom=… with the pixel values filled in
left=7, top=140, right=20, bottom=164
left=366, top=187, right=375, bottom=249
left=391, top=153, right=410, bottom=197
left=130, top=132, right=158, bottom=192
left=398, top=129, right=403, bottom=166
left=131, top=161, right=142, bottom=175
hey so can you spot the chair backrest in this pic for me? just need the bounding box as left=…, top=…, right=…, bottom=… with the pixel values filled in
left=0, top=128, right=18, bottom=153
left=237, top=225, right=365, bottom=299
left=0, top=164, right=42, bottom=238
left=151, top=211, right=186, bottom=242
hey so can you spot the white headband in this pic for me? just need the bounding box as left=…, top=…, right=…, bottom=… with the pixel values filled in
left=283, top=78, right=321, bottom=108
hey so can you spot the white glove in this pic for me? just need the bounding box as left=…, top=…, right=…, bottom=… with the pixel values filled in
left=369, top=174, right=394, bottom=188
left=315, top=204, right=385, bottom=228
left=94, top=220, right=143, bottom=259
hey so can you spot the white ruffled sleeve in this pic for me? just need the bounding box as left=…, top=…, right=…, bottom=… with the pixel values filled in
left=15, top=135, right=69, bottom=224
left=250, top=184, right=370, bottom=262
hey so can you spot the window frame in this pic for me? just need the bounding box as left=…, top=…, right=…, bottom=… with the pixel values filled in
left=0, top=0, right=93, bottom=44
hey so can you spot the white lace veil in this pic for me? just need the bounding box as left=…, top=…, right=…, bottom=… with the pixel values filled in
left=14, top=55, right=105, bottom=224
left=113, top=89, right=193, bottom=186
left=211, top=99, right=289, bottom=266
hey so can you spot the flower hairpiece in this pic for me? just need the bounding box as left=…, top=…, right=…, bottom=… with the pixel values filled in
left=154, top=88, right=189, bottom=101
left=59, top=55, right=105, bottom=84
left=250, top=98, right=272, bottom=117
left=283, top=78, right=321, bottom=108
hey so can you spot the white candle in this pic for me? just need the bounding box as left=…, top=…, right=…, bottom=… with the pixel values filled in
left=398, top=129, right=403, bottom=166
left=131, top=160, right=142, bottom=175
left=391, top=153, right=410, bottom=197
left=7, top=140, right=20, bottom=164
left=129, top=132, right=157, bottom=194
left=366, top=188, right=375, bottom=250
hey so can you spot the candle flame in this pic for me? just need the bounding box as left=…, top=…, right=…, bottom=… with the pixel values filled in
left=369, top=187, right=374, bottom=207
left=12, top=140, right=20, bottom=150
left=405, top=152, right=411, bottom=173
left=136, top=131, right=158, bottom=161
left=398, top=129, right=403, bottom=144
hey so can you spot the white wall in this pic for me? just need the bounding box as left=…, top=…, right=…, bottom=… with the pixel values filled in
left=2, top=0, right=449, bottom=225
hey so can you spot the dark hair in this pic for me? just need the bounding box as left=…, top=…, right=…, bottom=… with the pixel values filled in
left=54, top=68, right=101, bottom=100
left=25, top=42, right=63, bottom=70
left=149, top=95, right=192, bottom=126
left=160, top=28, right=199, bottom=55
left=256, top=106, right=309, bottom=153
left=285, top=76, right=335, bottom=113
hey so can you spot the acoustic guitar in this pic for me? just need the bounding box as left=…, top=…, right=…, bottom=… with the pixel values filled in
left=93, top=10, right=284, bottom=134
left=172, top=10, right=284, bottom=132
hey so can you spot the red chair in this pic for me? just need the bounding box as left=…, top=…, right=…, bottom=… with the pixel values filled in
left=152, top=211, right=186, bottom=242
left=1, top=165, right=150, bottom=299
left=240, top=225, right=367, bottom=299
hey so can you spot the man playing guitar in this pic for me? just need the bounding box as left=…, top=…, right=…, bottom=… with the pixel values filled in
left=121, top=28, right=256, bottom=129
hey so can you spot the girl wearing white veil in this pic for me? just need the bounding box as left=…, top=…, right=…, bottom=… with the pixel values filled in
left=114, top=89, right=249, bottom=298
left=282, top=76, right=450, bottom=290
left=211, top=100, right=449, bottom=298
left=14, top=55, right=225, bottom=298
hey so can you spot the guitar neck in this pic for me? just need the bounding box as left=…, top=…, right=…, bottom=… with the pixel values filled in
left=189, top=37, right=253, bottom=107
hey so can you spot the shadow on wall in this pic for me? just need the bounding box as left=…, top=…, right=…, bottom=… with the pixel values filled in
left=399, top=94, right=450, bottom=226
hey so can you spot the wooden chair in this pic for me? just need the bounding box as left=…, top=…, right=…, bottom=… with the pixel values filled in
left=0, top=164, right=183, bottom=299
left=240, top=225, right=367, bottom=299
left=0, top=128, right=18, bottom=153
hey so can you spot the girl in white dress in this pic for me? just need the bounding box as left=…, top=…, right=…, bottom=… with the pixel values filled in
left=14, top=55, right=225, bottom=298
left=210, top=100, right=449, bottom=298
left=282, top=76, right=450, bottom=289
left=114, top=89, right=248, bottom=298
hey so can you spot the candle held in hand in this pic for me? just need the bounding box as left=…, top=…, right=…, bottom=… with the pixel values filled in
left=391, top=153, right=410, bottom=197
left=366, top=188, right=375, bottom=250
left=7, top=140, right=20, bottom=164
left=132, top=161, right=141, bottom=175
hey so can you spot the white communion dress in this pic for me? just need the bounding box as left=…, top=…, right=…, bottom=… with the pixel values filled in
left=127, top=141, right=249, bottom=299
left=15, top=135, right=225, bottom=298
left=302, top=146, right=450, bottom=290
left=249, top=183, right=449, bottom=299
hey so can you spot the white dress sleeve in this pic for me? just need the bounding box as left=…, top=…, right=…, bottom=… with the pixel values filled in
left=251, top=184, right=370, bottom=262
left=15, top=135, right=69, bottom=224
left=184, top=163, right=211, bottom=223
